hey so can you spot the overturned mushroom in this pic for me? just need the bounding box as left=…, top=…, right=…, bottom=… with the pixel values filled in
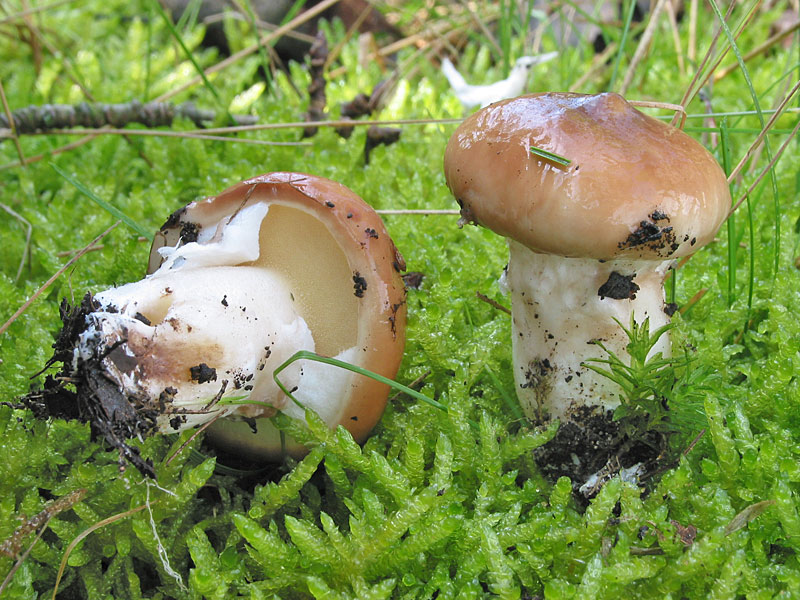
left=444, top=93, right=729, bottom=428
left=36, top=173, right=406, bottom=471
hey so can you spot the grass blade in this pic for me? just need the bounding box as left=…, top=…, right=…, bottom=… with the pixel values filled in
left=608, top=0, right=637, bottom=91
left=530, top=146, right=571, bottom=166
left=273, top=350, right=479, bottom=431
left=152, top=0, right=232, bottom=122
left=50, top=163, right=153, bottom=241
left=706, top=0, right=781, bottom=279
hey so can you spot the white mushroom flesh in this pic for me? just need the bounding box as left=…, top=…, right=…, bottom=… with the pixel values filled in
left=73, top=202, right=358, bottom=433
left=503, top=240, right=672, bottom=421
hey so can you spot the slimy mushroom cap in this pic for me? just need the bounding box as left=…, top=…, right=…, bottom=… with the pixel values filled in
left=444, top=92, right=730, bottom=259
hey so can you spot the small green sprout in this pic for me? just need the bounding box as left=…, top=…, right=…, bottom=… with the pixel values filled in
left=583, top=314, right=709, bottom=440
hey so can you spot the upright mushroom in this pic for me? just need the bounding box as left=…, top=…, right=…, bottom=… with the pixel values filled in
left=444, top=93, right=729, bottom=428
left=40, top=173, right=406, bottom=472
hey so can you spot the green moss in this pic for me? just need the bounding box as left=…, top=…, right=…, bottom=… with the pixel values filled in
left=1, top=1, right=800, bottom=597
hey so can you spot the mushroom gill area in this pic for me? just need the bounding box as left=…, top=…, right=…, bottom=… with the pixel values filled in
left=201, top=202, right=364, bottom=459
left=246, top=203, right=359, bottom=357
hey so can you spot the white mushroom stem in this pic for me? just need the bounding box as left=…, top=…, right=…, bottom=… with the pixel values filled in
left=503, top=240, right=672, bottom=422
left=73, top=201, right=358, bottom=434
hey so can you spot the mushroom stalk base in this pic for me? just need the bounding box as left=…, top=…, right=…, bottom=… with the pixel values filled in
left=504, top=240, right=672, bottom=423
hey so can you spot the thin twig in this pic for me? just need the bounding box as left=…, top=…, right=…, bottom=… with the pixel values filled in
left=0, top=221, right=120, bottom=337
left=682, top=428, right=706, bottom=457
left=475, top=291, right=511, bottom=315
left=0, top=101, right=258, bottom=134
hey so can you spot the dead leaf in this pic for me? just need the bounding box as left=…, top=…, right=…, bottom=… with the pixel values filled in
left=724, top=500, right=776, bottom=536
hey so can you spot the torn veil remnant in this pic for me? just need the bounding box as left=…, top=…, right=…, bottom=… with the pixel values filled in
left=444, top=92, right=729, bottom=430
left=30, top=173, right=406, bottom=474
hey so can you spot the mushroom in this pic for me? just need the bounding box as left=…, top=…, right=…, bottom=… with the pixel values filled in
left=68, top=172, right=406, bottom=463
left=444, top=93, right=729, bottom=426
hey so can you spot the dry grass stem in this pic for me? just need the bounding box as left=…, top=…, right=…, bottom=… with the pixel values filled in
left=56, top=244, right=104, bottom=257
left=51, top=504, right=149, bottom=600
left=629, top=99, right=687, bottom=126
left=664, top=0, right=686, bottom=75
left=672, top=0, right=737, bottom=126
left=0, top=202, right=32, bottom=282
left=0, top=133, right=97, bottom=172
left=0, top=221, right=120, bottom=337
left=373, top=15, right=471, bottom=58
left=165, top=412, right=223, bottom=467
left=325, top=2, right=373, bottom=70
left=619, top=0, right=668, bottom=95
left=1, top=118, right=462, bottom=146
left=8, top=128, right=312, bottom=146
left=729, top=115, right=800, bottom=215
left=688, top=0, right=698, bottom=61
left=0, top=79, right=25, bottom=165
left=201, top=12, right=316, bottom=44
left=680, top=287, right=708, bottom=314
left=569, top=43, right=619, bottom=92
left=19, top=0, right=43, bottom=73
left=458, top=0, right=502, bottom=57
left=714, top=20, right=800, bottom=81
left=154, top=0, right=342, bottom=104
left=389, top=370, right=431, bottom=403
left=0, top=0, right=76, bottom=25
left=727, top=78, right=800, bottom=183
left=197, top=117, right=463, bottom=134
left=678, top=0, right=763, bottom=122
left=55, top=236, right=148, bottom=258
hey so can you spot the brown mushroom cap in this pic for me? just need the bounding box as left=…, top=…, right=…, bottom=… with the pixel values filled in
left=444, top=93, right=731, bottom=260
left=148, top=172, right=406, bottom=458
